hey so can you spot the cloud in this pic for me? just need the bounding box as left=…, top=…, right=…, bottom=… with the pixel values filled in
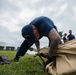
left=0, top=0, right=76, bottom=47
left=0, top=25, right=23, bottom=46
left=72, top=5, right=76, bottom=21
left=54, top=3, right=68, bottom=17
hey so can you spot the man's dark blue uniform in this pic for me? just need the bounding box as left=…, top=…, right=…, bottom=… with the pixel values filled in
left=68, top=34, right=75, bottom=40
left=67, top=30, right=75, bottom=41
left=14, top=16, right=58, bottom=61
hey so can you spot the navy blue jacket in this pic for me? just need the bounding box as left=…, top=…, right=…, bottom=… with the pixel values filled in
left=68, top=34, right=75, bottom=40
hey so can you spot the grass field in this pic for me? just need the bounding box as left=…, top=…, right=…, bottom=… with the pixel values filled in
left=0, top=50, right=50, bottom=75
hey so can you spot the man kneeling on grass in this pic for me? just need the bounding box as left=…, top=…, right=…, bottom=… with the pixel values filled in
left=13, top=16, right=61, bottom=61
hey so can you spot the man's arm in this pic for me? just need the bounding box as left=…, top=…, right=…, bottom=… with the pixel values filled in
left=48, top=28, right=61, bottom=57
left=73, top=35, right=75, bottom=39
left=35, top=40, right=40, bottom=53
left=14, top=40, right=31, bottom=61
left=49, top=37, right=60, bottom=56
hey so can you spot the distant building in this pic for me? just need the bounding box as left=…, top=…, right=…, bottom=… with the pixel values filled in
left=6, top=46, right=15, bottom=50
left=0, top=46, right=4, bottom=50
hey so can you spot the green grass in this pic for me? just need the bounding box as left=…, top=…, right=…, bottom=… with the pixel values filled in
left=0, top=50, right=50, bottom=75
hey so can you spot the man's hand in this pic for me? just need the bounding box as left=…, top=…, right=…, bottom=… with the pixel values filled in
left=10, top=56, right=20, bottom=62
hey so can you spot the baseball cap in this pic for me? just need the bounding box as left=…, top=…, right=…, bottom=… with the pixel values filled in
left=21, top=25, right=35, bottom=46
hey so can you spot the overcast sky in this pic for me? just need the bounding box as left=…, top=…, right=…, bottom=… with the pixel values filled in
left=0, top=0, right=76, bottom=48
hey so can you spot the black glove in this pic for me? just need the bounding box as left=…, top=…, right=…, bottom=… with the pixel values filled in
left=10, top=56, right=20, bottom=62
left=14, top=56, right=20, bottom=62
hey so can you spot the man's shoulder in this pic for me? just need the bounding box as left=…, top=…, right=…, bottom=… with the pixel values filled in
left=72, top=34, right=75, bottom=38
left=67, top=34, right=70, bottom=37
left=68, top=34, right=75, bottom=39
